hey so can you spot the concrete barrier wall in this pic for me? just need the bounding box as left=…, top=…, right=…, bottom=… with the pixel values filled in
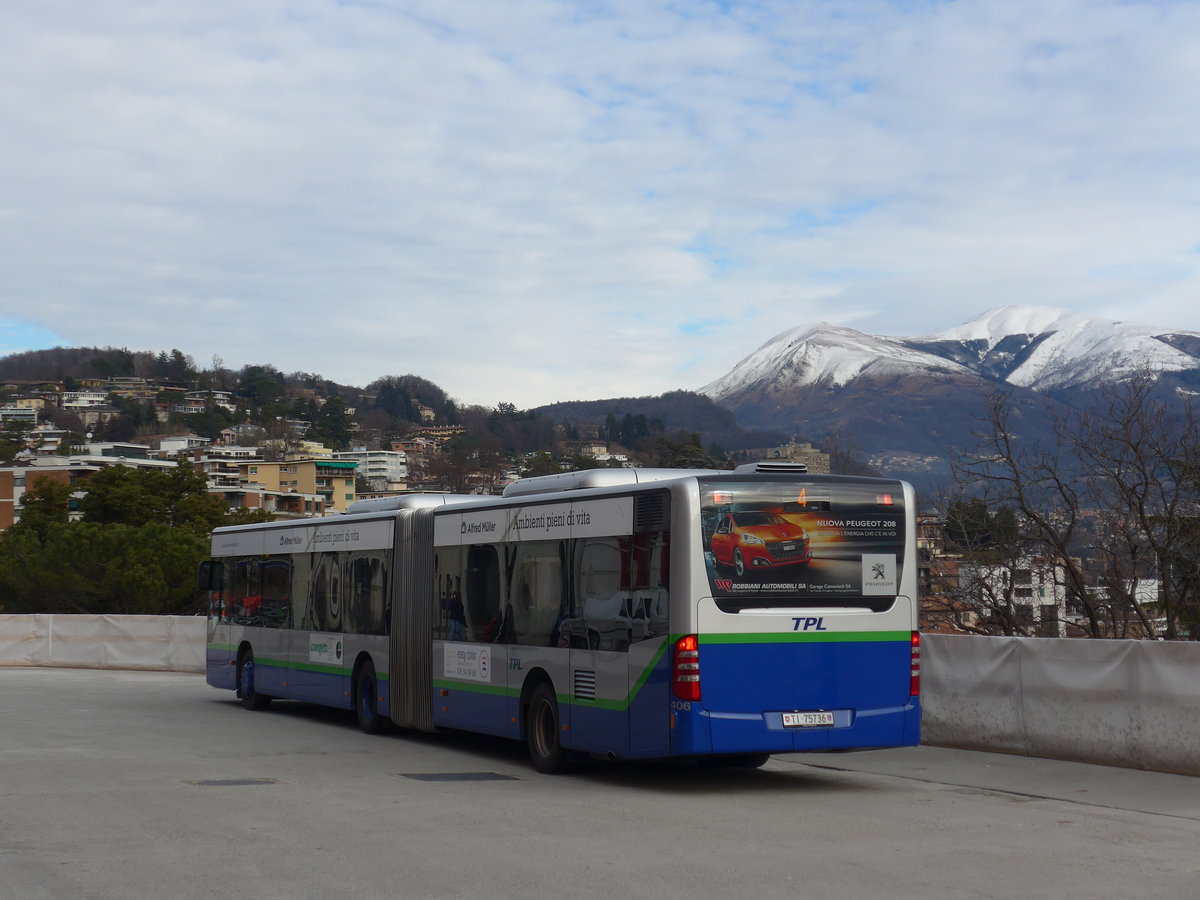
left=1, top=618, right=1196, bottom=775
left=923, top=633, right=1200, bottom=777
left=0, top=615, right=206, bottom=673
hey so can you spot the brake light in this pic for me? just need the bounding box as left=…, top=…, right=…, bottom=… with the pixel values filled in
left=877, top=493, right=894, bottom=506
left=672, top=634, right=701, bottom=701
left=910, top=631, right=921, bottom=696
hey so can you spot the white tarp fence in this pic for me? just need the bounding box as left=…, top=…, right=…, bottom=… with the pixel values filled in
left=0, top=615, right=205, bottom=673
left=923, top=633, right=1200, bottom=777
left=1, top=618, right=1196, bottom=774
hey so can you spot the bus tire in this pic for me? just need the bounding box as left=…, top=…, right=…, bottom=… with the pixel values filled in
left=702, top=752, right=770, bottom=769
left=237, top=649, right=272, bottom=711
left=735, top=753, right=771, bottom=769
left=354, top=659, right=385, bottom=735
left=526, top=682, right=567, bottom=774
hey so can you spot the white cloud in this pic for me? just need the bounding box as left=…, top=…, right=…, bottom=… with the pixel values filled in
left=2, top=0, right=1198, bottom=408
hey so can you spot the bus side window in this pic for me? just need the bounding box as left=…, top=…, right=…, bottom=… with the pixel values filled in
left=310, top=552, right=341, bottom=632
left=232, top=558, right=261, bottom=625
left=464, top=544, right=503, bottom=642
left=631, top=531, right=669, bottom=640
left=260, top=557, right=292, bottom=629
left=509, top=540, right=563, bottom=647
left=434, top=548, right=467, bottom=641
left=348, top=552, right=387, bottom=635
left=575, top=537, right=631, bottom=651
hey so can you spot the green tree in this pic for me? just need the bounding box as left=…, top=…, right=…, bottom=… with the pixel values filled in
left=0, top=419, right=31, bottom=462
left=0, top=521, right=209, bottom=615
left=80, top=460, right=231, bottom=535
left=11, top=476, right=72, bottom=540
left=310, top=396, right=354, bottom=450
left=521, top=452, right=561, bottom=478
left=57, top=431, right=87, bottom=457
left=944, top=498, right=1019, bottom=555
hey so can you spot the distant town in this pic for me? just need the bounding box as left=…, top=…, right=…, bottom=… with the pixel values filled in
left=0, top=369, right=832, bottom=526
left=2, top=355, right=1193, bottom=642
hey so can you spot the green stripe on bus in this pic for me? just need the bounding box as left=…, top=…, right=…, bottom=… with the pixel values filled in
left=208, top=648, right=389, bottom=680
left=700, top=630, right=911, bottom=645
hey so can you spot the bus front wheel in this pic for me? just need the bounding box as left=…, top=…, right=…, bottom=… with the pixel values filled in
left=526, top=683, right=567, bottom=774
left=237, top=649, right=271, bottom=711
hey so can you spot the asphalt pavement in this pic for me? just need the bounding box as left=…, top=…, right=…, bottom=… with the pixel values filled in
left=2, top=667, right=1197, bottom=900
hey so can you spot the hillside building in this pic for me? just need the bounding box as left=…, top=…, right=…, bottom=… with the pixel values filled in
left=237, top=458, right=358, bottom=514
left=334, top=448, right=408, bottom=491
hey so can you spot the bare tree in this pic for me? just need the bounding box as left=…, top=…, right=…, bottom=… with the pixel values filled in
left=948, top=376, right=1200, bottom=639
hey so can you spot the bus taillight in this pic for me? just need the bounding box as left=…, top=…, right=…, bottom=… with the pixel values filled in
left=672, top=634, right=701, bottom=701
left=910, top=631, right=921, bottom=696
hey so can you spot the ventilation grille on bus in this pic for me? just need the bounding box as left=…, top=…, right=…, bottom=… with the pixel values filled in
left=734, top=461, right=809, bottom=475
left=635, top=493, right=667, bottom=533
left=573, top=670, right=597, bottom=701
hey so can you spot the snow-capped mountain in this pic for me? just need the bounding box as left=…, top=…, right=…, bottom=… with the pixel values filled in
left=906, top=306, right=1200, bottom=391
left=699, top=306, right=1200, bottom=484
left=699, top=322, right=977, bottom=399
left=702, top=305, right=1200, bottom=401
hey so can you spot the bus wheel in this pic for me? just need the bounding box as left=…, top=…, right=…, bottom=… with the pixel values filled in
left=355, top=660, right=385, bottom=735
left=703, top=753, right=770, bottom=769
left=237, top=650, right=271, bottom=711
left=735, top=753, right=771, bottom=769
left=526, top=683, right=567, bottom=774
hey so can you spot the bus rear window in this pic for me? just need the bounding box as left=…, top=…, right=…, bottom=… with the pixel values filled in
left=700, top=480, right=905, bottom=611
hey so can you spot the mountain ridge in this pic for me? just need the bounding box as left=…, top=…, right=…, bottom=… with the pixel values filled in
left=698, top=305, right=1200, bottom=485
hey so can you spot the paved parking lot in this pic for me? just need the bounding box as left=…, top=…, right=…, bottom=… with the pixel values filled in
left=3, top=668, right=1198, bottom=899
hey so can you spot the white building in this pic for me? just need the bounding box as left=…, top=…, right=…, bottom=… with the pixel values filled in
left=60, top=391, right=109, bottom=408
left=334, top=448, right=409, bottom=491
left=159, top=434, right=212, bottom=456
left=959, top=555, right=1071, bottom=638
left=184, top=390, right=237, bottom=413
left=0, top=406, right=39, bottom=425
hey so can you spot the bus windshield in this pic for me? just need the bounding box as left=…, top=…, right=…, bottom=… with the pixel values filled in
left=700, top=479, right=906, bottom=611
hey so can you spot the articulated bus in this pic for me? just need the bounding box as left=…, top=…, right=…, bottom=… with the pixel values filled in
left=202, top=462, right=920, bottom=772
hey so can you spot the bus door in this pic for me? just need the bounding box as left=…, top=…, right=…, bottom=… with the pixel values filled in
left=506, top=540, right=571, bottom=742
left=289, top=550, right=347, bottom=706
left=227, top=557, right=289, bottom=697
left=203, top=559, right=235, bottom=691
left=626, top=529, right=671, bottom=757
left=566, top=536, right=631, bottom=754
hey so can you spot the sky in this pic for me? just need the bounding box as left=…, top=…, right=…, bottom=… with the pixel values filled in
left=3, top=0, right=1199, bottom=409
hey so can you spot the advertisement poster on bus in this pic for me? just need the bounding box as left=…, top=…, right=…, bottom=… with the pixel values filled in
left=700, top=481, right=905, bottom=604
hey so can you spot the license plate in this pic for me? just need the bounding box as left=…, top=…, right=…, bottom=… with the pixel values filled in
left=780, top=543, right=795, bottom=552
left=782, top=711, right=834, bottom=728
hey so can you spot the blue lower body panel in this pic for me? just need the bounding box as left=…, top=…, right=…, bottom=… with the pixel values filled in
left=671, top=639, right=921, bottom=756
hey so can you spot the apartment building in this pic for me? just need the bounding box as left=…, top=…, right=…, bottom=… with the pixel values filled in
left=237, top=458, right=358, bottom=514
left=60, top=391, right=109, bottom=409
left=334, top=448, right=408, bottom=491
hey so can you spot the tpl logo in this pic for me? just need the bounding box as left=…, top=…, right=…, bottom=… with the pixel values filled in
left=792, top=617, right=827, bottom=632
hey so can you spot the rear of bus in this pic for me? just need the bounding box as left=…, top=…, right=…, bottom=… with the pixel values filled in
left=670, top=473, right=920, bottom=758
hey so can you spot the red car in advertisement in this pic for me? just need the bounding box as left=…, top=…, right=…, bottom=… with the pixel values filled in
left=710, top=511, right=813, bottom=577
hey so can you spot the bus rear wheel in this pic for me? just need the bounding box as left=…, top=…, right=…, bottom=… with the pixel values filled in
left=526, top=683, right=567, bottom=774
left=354, top=660, right=385, bottom=734
left=237, top=649, right=272, bottom=711
left=702, top=752, right=771, bottom=769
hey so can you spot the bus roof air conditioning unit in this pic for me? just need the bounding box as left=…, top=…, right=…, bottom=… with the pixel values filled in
left=734, top=462, right=808, bottom=475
